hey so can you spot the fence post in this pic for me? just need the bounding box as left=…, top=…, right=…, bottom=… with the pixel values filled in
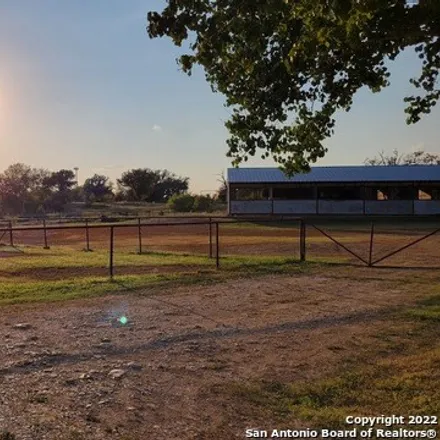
left=368, top=221, right=375, bottom=267
left=300, top=219, right=306, bottom=262
left=8, top=220, right=14, bottom=247
left=138, top=217, right=143, bottom=254
left=109, top=226, right=115, bottom=279
left=43, top=219, right=50, bottom=249
left=209, top=217, right=213, bottom=258
left=85, top=218, right=91, bottom=252
left=215, top=222, right=220, bottom=269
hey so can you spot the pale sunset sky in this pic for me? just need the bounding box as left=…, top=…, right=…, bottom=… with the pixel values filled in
left=0, top=0, right=439, bottom=192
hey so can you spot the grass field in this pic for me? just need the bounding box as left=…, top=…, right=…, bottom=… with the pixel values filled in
left=0, top=247, right=308, bottom=305
left=221, top=291, right=440, bottom=435
left=0, top=219, right=439, bottom=439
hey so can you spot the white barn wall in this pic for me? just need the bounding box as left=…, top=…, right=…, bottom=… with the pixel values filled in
left=365, top=201, right=413, bottom=215
left=230, top=201, right=272, bottom=214
left=318, top=200, right=364, bottom=214
left=231, top=199, right=440, bottom=215
left=414, top=201, right=440, bottom=215
left=273, top=200, right=316, bottom=214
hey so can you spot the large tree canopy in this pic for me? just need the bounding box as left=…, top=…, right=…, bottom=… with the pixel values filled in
left=43, top=170, right=76, bottom=193
left=147, top=0, right=440, bottom=174
left=117, top=168, right=189, bottom=202
left=83, top=174, right=114, bottom=203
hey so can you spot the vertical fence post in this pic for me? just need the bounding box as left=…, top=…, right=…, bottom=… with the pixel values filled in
left=215, top=222, right=220, bottom=269
left=84, top=219, right=91, bottom=252
left=209, top=217, right=213, bottom=258
left=138, top=217, right=143, bottom=254
left=43, top=219, right=50, bottom=249
left=368, top=221, right=375, bottom=267
left=300, top=219, right=306, bottom=262
left=8, top=220, right=14, bottom=247
left=109, top=226, right=115, bottom=279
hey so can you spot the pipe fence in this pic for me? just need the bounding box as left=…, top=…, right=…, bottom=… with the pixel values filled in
left=0, top=217, right=439, bottom=279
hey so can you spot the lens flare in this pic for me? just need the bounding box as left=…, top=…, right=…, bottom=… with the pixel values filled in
left=119, top=316, right=128, bottom=325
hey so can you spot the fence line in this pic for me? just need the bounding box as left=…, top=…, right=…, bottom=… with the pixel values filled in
left=1, top=218, right=439, bottom=276
left=0, top=215, right=229, bottom=226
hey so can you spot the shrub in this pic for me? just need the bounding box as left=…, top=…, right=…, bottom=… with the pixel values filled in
left=167, top=194, right=195, bottom=212
left=193, top=195, right=215, bottom=213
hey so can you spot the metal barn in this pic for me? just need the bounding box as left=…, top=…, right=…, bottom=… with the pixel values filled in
left=227, top=166, right=440, bottom=216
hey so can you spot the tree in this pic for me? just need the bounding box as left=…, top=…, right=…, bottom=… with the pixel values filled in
left=117, top=168, right=189, bottom=202
left=42, top=169, right=76, bottom=193
left=117, top=169, right=158, bottom=201
left=216, top=172, right=228, bottom=203
left=193, top=194, right=215, bottom=212
left=70, top=185, right=85, bottom=203
left=167, top=193, right=195, bottom=212
left=42, top=169, right=77, bottom=212
left=364, top=149, right=404, bottom=166
left=83, top=174, right=114, bottom=203
left=404, top=149, right=440, bottom=165
left=150, top=170, right=189, bottom=202
left=0, top=164, right=49, bottom=215
left=114, top=181, right=130, bottom=202
left=147, top=1, right=440, bottom=175
left=365, top=149, right=440, bottom=165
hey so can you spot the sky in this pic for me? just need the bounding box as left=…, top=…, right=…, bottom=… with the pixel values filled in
left=0, top=0, right=439, bottom=193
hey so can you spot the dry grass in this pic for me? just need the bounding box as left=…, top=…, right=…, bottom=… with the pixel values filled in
left=219, top=291, right=440, bottom=430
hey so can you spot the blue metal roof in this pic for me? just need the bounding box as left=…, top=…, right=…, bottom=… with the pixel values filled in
left=227, top=166, right=440, bottom=183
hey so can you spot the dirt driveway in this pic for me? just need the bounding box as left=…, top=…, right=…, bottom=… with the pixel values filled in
left=0, top=270, right=420, bottom=439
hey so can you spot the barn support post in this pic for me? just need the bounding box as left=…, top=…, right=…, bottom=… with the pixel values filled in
left=315, top=185, right=319, bottom=215
left=269, top=187, right=274, bottom=216
left=43, top=219, right=50, bottom=249
left=299, top=219, right=306, bottom=262
left=209, top=217, right=213, bottom=258
left=137, top=217, right=143, bottom=254
left=8, top=220, right=14, bottom=247
left=215, top=222, right=220, bottom=269
left=109, top=226, right=115, bottom=279
left=362, top=185, right=366, bottom=215
left=227, top=184, right=231, bottom=215
left=84, top=219, right=91, bottom=252
left=368, top=221, right=375, bottom=267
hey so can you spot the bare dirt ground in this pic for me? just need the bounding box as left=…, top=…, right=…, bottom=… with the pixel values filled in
left=0, top=268, right=428, bottom=440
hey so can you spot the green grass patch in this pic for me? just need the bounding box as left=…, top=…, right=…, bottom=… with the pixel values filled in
left=406, top=293, right=440, bottom=322
left=0, top=246, right=334, bottom=273
left=221, top=291, right=440, bottom=429
left=0, top=272, right=218, bottom=305
left=229, top=347, right=440, bottom=429
left=0, top=248, right=314, bottom=305
left=0, top=247, right=213, bottom=271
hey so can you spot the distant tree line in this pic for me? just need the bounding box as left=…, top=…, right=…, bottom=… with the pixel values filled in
left=0, top=164, right=226, bottom=216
